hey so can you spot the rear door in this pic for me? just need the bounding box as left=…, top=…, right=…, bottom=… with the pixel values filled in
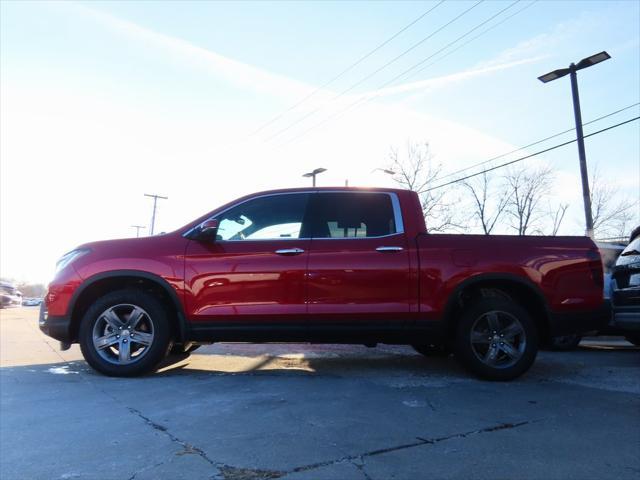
left=305, top=191, right=411, bottom=324
left=184, top=192, right=311, bottom=323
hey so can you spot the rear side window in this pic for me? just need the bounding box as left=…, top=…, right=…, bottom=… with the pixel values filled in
left=306, top=193, right=398, bottom=238
left=215, top=193, right=310, bottom=240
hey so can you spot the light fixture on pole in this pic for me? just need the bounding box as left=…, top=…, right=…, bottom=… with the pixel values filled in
left=538, top=51, right=611, bottom=238
left=371, top=168, right=396, bottom=175
left=302, top=168, right=327, bottom=187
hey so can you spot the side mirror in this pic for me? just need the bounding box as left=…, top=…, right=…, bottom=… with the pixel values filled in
left=197, top=219, right=219, bottom=241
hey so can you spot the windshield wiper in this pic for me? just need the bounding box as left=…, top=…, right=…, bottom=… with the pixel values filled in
left=621, top=249, right=640, bottom=256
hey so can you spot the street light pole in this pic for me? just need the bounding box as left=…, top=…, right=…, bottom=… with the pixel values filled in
left=538, top=51, right=610, bottom=239
left=302, top=168, right=327, bottom=187
left=569, top=64, right=595, bottom=238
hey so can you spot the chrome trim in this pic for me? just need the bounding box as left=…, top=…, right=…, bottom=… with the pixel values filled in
left=275, top=248, right=305, bottom=255
left=183, top=190, right=405, bottom=241
left=376, top=246, right=404, bottom=252
left=389, top=192, right=404, bottom=234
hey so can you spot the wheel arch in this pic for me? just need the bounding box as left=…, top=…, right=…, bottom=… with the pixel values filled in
left=443, top=273, right=552, bottom=344
left=68, top=270, right=188, bottom=343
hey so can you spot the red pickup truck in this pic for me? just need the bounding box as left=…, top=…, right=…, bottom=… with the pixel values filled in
left=40, top=188, right=605, bottom=380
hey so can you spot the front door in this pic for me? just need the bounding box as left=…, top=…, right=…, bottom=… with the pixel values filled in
left=305, top=192, right=411, bottom=324
left=184, top=192, right=311, bottom=323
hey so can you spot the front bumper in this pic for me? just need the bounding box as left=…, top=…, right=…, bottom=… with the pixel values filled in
left=610, top=286, right=640, bottom=332
left=549, top=302, right=610, bottom=337
left=39, top=302, right=73, bottom=343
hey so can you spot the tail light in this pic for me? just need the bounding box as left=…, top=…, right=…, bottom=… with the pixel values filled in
left=587, top=249, right=604, bottom=289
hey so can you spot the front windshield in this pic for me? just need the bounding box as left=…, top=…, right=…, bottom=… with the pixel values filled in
left=621, top=238, right=640, bottom=256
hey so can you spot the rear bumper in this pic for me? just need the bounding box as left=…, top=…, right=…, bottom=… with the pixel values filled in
left=549, top=302, right=610, bottom=337
left=39, top=303, right=73, bottom=343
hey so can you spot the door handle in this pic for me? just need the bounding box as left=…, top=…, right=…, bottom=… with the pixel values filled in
left=376, top=246, right=403, bottom=252
left=275, top=248, right=305, bottom=255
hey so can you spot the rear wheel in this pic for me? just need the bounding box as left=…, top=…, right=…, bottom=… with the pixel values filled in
left=79, top=290, right=172, bottom=377
left=454, top=297, right=538, bottom=381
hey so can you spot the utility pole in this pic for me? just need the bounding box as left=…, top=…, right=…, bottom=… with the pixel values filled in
left=538, top=51, right=610, bottom=238
left=131, top=225, right=146, bottom=237
left=144, top=193, right=168, bottom=235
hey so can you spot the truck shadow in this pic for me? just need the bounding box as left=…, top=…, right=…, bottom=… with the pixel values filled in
left=2, top=342, right=637, bottom=382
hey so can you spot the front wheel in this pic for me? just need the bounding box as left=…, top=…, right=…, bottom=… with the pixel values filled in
left=79, top=290, right=172, bottom=377
left=454, top=297, right=538, bottom=381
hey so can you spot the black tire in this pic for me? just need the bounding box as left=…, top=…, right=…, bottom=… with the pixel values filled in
left=413, top=343, right=451, bottom=357
left=625, top=334, right=640, bottom=346
left=548, top=334, right=582, bottom=351
left=79, top=289, right=172, bottom=377
left=454, top=297, right=538, bottom=381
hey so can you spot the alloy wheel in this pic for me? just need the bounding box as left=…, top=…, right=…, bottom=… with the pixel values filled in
left=92, top=304, right=155, bottom=365
left=469, top=310, right=526, bottom=369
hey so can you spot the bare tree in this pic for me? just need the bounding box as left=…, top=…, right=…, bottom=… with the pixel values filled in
left=387, top=141, right=462, bottom=232
left=504, top=165, right=554, bottom=235
left=589, top=166, right=636, bottom=239
left=462, top=171, right=510, bottom=234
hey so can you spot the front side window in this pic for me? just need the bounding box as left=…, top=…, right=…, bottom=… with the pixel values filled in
left=307, top=193, right=398, bottom=238
left=215, top=193, right=310, bottom=241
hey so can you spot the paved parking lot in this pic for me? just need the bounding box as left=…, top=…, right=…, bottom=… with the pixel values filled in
left=1, top=307, right=639, bottom=480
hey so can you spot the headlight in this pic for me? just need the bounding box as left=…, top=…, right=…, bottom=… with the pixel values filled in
left=55, top=248, right=90, bottom=275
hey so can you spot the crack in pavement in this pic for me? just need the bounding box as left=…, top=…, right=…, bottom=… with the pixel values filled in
left=76, top=376, right=221, bottom=480
left=285, top=420, right=540, bottom=477
left=349, top=457, right=373, bottom=480
left=81, top=372, right=543, bottom=480
left=126, top=407, right=286, bottom=480
left=126, top=460, right=165, bottom=480
left=127, top=407, right=218, bottom=468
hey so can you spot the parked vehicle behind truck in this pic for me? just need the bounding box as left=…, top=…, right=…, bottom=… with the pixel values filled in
left=1, top=282, right=23, bottom=308
left=40, top=188, right=605, bottom=380
left=609, top=226, right=640, bottom=345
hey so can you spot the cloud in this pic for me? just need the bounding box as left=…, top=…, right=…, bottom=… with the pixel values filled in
left=357, top=56, right=546, bottom=100
left=68, top=2, right=316, bottom=102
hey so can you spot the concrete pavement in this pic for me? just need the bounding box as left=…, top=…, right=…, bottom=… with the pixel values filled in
left=1, top=307, right=639, bottom=480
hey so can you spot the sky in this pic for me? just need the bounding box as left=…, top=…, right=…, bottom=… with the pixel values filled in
left=1, top=0, right=639, bottom=284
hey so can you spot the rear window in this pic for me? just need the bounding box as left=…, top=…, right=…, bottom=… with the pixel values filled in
left=306, top=193, right=398, bottom=238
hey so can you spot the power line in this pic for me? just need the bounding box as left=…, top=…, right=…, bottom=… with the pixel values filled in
left=406, top=0, right=537, bottom=80
left=365, top=0, right=520, bottom=93
left=425, top=116, right=640, bottom=192
left=433, top=101, right=640, bottom=182
left=248, top=1, right=444, bottom=137
left=265, top=0, right=484, bottom=143
left=274, top=0, right=525, bottom=149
